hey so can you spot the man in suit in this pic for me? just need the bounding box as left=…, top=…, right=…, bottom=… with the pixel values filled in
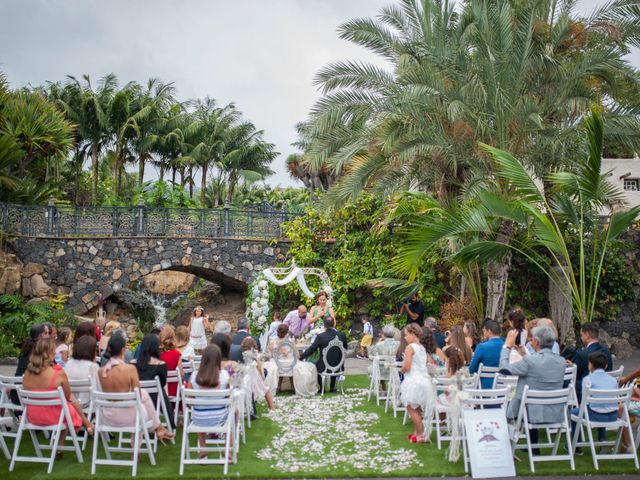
left=232, top=317, right=254, bottom=346
left=469, top=320, right=505, bottom=388
left=300, top=317, right=348, bottom=392
left=571, top=323, right=613, bottom=402
left=214, top=320, right=244, bottom=362
left=500, top=325, right=567, bottom=422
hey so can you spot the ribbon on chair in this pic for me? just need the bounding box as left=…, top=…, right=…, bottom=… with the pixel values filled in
left=445, top=377, right=469, bottom=463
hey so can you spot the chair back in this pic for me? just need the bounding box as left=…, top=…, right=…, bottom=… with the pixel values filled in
left=564, top=364, right=577, bottom=384
left=609, top=366, right=624, bottom=381
left=582, top=384, right=633, bottom=409
left=0, top=374, right=23, bottom=409
left=68, top=377, right=93, bottom=408
left=463, top=386, right=510, bottom=410
left=273, top=340, right=297, bottom=375
left=182, top=360, right=194, bottom=381
left=476, top=363, right=499, bottom=388
left=166, top=370, right=181, bottom=396
left=17, top=387, right=75, bottom=428
left=519, top=386, right=571, bottom=427
left=322, top=336, right=346, bottom=375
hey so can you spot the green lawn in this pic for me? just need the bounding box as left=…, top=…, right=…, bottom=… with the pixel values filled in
left=1, top=375, right=638, bottom=478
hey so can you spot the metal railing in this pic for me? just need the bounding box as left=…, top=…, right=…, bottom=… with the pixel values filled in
left=0, top=200, right=302, bottom=240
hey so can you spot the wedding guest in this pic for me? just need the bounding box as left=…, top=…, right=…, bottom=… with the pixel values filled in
left=214, top=320, right=243, bottom=362
left=507, top=308, right=528, bottom=346
left=463, top=321, right=481, bottom=351
left=283, top=305, right=310, bottom=338
left=241, top=337, right=275, bottom=410
left=73, top=321, right=97, bottom=344
left=299, top=317, right=347, bottom=392
left=469, top=320, right=504, bottom=388
left=22, top=338, right=93, bottom=438
left=437, top=346, right=467, bottom=408
left=211, top=332, right=238, bottom=372
left=64, top=335, right=99, bottom=404
left=443, top=325, right=472, bottom=365
left=422, top=327, right=445, bottom=367
left=159, top=325, right=183, bottom=399
left=308, top=291, right=335, bottom=331
left=571, top=323, right=612, bottom=401
left=187, top=344, right=230, bottom=459
left=400, top=323, right=433, bottom=443
left=266, top=311, right=283, bottom=342
left=571, top=352, right=617, bottom=450
left=132, top=335, right=169, bottom=409
left=188, top=306, right=210, bottom=354
left=368, top=324, right=401, bottom=383
left=425, top=317, right=446, bottom=348
left=175, top=325, right=195, bottom=360
left=15, top=323, right=50, bottom=377
left=99, top=334, right=174, bottom=444
left=55, top=327, right=72, bottom=368
left=357, top=316, right=374, bottom=359
left=44, top=322, right=57, bottom=341
left=99, top=329, right=134, bottom=365
left=395, top=327, right=408, bottom=361
left=232, top=317, right=254, bottom=346
left=268, top=323, right=290, bottom=355
left=98, top=320, right=121, bottom=354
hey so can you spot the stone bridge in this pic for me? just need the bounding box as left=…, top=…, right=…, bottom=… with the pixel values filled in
left=8, top=237, right=289, bottom=314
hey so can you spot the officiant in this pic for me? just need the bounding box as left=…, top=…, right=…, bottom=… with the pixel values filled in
left=299, top=317, right=347, bottom=393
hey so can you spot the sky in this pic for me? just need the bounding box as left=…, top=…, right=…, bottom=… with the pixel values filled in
left=1, top=0, right=638, bottom=189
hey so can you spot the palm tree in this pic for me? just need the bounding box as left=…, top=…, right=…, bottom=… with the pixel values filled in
left=302, top=0, right=640, bottom=321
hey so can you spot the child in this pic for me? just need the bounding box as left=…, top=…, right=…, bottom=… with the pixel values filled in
left=357, top=317, right=374, bottom=359
left=437, top=347, right=465, bottom=407
left=571, top=352, right=617, bottom=450
left=400, top=323, right=434, bottom=443
left=187, top=344, right=230, bottom=459
left=54, top=327, right=72, bottom=368
left=188, top=306, right=211, bottom=354
left=241, top=337, right=275, bottom=410
left=267, top=311, right=283, bottom=342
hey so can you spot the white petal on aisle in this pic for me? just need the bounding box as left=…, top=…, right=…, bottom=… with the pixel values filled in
left=257, top=388, right=423, bottom=474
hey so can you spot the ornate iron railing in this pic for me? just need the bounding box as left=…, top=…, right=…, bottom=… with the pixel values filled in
left=0, top=201, right=302, bottom=240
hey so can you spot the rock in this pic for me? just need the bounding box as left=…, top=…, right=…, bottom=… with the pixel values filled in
left=112, top=269, right=122, bottom=280
left=264, top=247, right=274, bottom=256
left=26, top=297, right=46, bottom=305
left=143, top=271, right=196, bottom=296
left=0, top=267, right=22, bottom=294
left=160, top=259, right=172, bottom=269
left=181, top=256, right=191, bottom=266
left=88, top=245, right=98, bottom=255
left=346, top=340, right=359, bottom=358
left=102, top=259, right=112, bottom=267
left=23, top=262, right=45, bottom=277
left=610, top=337, right=633, bottom=360
left=31, top=274, right=51, bottom=297
left=598, top=328, right=613, bottom=348
left=196, top=282, right=223, bottom=304
left=55, top=248, right=66, bottom=257
left=51, top=285, right=71, bottom=295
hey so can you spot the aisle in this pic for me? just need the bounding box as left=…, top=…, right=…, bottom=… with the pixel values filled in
left=257, top=388, right=423, bottom=474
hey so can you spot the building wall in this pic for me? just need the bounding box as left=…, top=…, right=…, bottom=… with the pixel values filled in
left=602, top=157, right=640, bottom=208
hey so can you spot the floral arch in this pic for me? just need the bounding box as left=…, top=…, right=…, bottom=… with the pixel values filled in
left=245, top=259, right=332, bottom=334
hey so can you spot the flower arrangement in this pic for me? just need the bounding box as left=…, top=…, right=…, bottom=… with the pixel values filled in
left=245, top=273, right=272, bottom=335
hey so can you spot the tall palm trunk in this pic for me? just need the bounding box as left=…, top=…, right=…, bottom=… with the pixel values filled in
left=226, top=171, right=238, bottom=204
left=138, top=156, right=145, bottom=187
left=200, top=162, right=208, bottom=205
left=188, top=166, right=194, bottom=198
left=485, top=219, right=513, bottom=322
left=171, top=166, right=177, bottom=184
left=91, top=143, right=99, bottom=204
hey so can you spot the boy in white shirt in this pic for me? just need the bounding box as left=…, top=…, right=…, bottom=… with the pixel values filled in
left=357, top=317, right=374, bottom=359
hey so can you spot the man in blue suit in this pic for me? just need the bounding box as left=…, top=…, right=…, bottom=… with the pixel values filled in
left=571, top=323, right=612, bottom=402
left=469, top=319, right=504, bottom=388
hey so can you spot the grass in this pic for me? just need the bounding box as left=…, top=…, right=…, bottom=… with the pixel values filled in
left=1, top=375, right=638, bottom=479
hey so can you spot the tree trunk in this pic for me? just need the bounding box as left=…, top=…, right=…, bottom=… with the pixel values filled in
left=159, top=164, right=165, bottom=181
left=91, top=144, right=99, bottom=204
left=138, top=156, right=145, bottom=187
left=171, top=167, right=177, bottom=184
left=200, top=162, right=208, bottom=205
left=226, top=171, right=238, bottom=204
left=485, top=219, right=513, bottom=322
left=74, top=149, right=81, bottom=204
left=549, top=265, right=575, bottom=347
left=188, top=166, right=194, bottom=198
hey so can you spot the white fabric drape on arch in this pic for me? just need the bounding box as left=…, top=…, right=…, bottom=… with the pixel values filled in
left=261, top=267, right=315, bottom=298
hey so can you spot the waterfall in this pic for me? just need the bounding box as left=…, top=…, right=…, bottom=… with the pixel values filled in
left=137, top=289, right=184, bottom=327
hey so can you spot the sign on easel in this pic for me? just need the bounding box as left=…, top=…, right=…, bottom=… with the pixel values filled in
left=463, top=408, right=516, bottom=478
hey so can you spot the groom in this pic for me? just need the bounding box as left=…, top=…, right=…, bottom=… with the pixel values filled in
left=300, top=317, right=348, bottom=392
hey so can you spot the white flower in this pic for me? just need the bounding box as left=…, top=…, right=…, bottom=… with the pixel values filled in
left=251, top=302, right=258, bottom=309
left=258, top=280, right=268, bottom=289
left=322, top=285, right=333, bottom=295
left=257, top=315, right=266, bottom=324
left=259, top=297, right=268, bottom=306
left=261, top=290, right=269, bottom=298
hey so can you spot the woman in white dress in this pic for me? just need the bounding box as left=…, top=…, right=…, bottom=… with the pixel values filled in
left=264, top=324, right=318, bottom=397
left=187, top=306, right=210, bottom=354
left=400, top=323, right=434, bottom=443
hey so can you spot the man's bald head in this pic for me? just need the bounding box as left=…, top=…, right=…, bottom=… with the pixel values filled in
left=298, top=305, right=307, bottom=316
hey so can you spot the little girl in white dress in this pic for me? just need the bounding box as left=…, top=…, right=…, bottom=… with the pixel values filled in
left=188, top=306, right=210, bottom=353
left=400, top=323, right=435, bottom=443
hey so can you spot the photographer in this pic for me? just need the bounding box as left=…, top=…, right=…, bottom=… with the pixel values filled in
left=400, top=293, right=425, bottom=326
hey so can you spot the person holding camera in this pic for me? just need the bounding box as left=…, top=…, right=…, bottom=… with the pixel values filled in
left=400, top=293, right=425, bottom=326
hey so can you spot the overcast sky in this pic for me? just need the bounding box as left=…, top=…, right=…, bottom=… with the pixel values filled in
left=1, top=0, right=637, bottom=188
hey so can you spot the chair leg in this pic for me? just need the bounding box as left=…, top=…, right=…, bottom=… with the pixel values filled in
left=9, top=419, right=25, bottom=472
left=47, top=426, right=62, bottom=474
left=586, top=423, right=598, bottom=470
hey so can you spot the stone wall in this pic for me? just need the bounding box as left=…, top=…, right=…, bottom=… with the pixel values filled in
left=5, top=237, right=289, bottom=314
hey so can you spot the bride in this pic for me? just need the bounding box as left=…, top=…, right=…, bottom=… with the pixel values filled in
left=264, top=324, right=318, bottom=397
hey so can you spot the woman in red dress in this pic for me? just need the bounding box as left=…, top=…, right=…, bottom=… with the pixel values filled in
left=159, top=325, right=183, bottom=397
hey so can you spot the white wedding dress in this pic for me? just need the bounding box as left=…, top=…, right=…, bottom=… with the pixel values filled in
left=264, top=341, right=318, bottom=397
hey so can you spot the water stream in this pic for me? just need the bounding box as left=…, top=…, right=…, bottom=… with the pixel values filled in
left=136, top=289, right=185, bottom=327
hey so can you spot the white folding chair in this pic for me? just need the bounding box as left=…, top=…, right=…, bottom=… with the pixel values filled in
left=179, top=387, right=236, bottom=475
left=0, top=374, right=23, bottom=437
left=563, top=365, right=578, bottom=408
left=571, top=384, right=639, bottom=470
left=385, top=362, right=405, bottom=419
left=474, top=363, right=499, bottom=389
left=512, top=386, right=574, bottom=473
left=460, top=386, right=510, bottom=472
left=10, top=387, right=83, bottom=473
left=367, top=355, right=393, bottom=405
left=434, top=374, right=477, bottom=450
left=166, top=369, right=183, bottom=427
left=320, top=337, right=347, bottom=395
left=608, top=366, right=624, bottom=381
left=139, top=376, right=174, bottom=448
left=68, top=377, right=94, bottom=450
left=91, top=388, right=156, bottom=476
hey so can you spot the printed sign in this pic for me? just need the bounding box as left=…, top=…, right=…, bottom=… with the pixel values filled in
left=463, top=408, right=516, bottom=478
